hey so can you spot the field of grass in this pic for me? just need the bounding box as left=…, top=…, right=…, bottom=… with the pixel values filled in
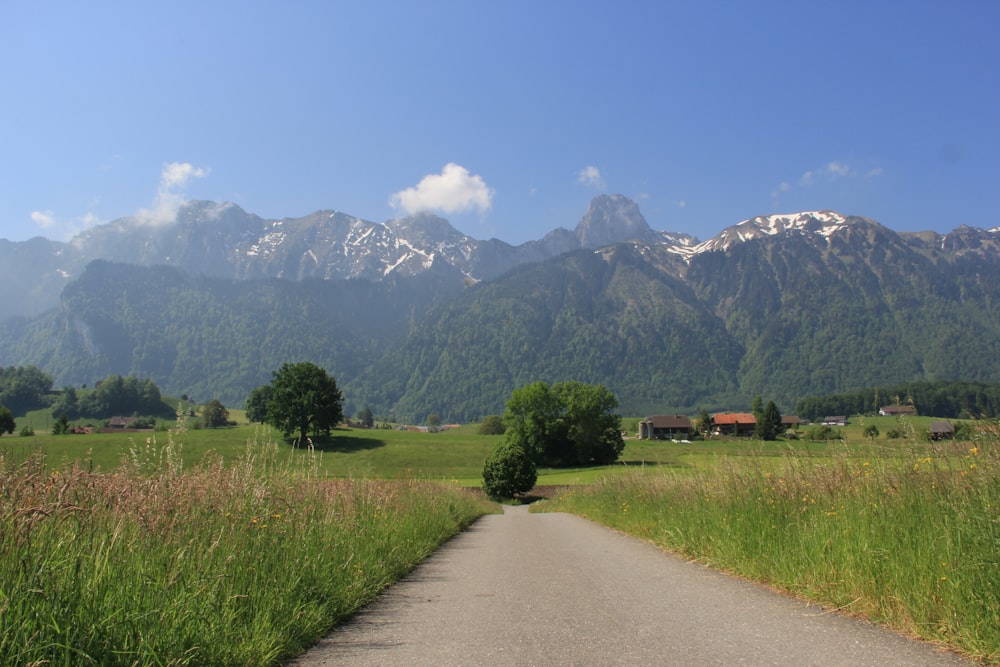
left=0, top=428, right=495, bottom=666
left=4, top=408, right=995, bottom=662
left=1, top=412, right=959, bottom=484
left=541, top=432, right=1000, bottom=663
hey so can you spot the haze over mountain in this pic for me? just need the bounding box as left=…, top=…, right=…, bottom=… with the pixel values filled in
left=1, top=195, right=674, bottom=322
left=2, top=195, right=1000, bottom=421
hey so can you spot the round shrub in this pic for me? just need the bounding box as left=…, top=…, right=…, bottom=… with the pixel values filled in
left=482, top=444, right=536, bottom=501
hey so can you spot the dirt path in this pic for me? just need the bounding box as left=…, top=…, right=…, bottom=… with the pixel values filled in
left=288, top=505, right=971, bottom=666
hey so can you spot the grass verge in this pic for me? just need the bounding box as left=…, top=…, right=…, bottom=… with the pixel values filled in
left=0, top=429, right=495, bottom=666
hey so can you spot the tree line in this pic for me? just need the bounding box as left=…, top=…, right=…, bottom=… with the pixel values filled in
left=793, top=380, right=1000, bottom=422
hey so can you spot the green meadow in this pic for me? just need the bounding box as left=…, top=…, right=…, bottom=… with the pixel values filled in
left=0, top=427, right=496, bottom=666
left=2, top=411, right=997, bottom=664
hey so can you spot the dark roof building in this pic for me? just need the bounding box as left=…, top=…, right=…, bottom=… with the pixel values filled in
left=929, top=421, right=956, bottom=440
left=640, top=415, right=692, bottom=440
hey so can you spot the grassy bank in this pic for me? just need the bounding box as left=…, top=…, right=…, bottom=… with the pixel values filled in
left=542, top=437, right=1000, bottom=663
left=0, top=430, right=495, bottom=666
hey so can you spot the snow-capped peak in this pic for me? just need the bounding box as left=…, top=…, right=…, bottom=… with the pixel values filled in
left=667, top=211, right=851, bottom=258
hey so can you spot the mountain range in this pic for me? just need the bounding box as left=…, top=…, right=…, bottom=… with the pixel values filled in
left=2, top=195, right=1000, bottom=421
left=0, top=195, right=688, bottom=322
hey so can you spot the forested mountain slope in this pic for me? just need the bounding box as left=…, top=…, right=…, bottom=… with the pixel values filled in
left=3, top=204, right=1000, bottom=421
left=0, top=260, right=457, bottom=410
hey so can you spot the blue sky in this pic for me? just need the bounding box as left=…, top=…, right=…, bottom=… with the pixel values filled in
left=2, top=1, right=997, bottom=245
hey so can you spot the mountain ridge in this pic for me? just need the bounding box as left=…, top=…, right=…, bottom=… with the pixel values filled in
left=4, top=194, right=996, bottom=323
left=3, top=206, right=1000, bottom=420
left=4, top=196, right=1000, bottom=421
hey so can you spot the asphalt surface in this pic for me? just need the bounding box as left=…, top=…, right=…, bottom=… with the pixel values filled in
left=288, top=505, right=972, bottom=666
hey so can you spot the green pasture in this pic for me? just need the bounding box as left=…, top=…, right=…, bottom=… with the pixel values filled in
left=3, top=405, right=994, bottom=663
left=2, top=410, right=964, bottom=488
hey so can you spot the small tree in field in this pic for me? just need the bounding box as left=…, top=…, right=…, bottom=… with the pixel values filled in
left=482, top=444, right=537, bottom=501
left=0, top=405, right=15, bottom=435
left=52, top=414, right=70, bottom=435
left=756, top=401, right=782, bottom=441
left=696, top=410, right=713, bottom=437
left=357, top=405, right=374, bottom=428
left=478, top=415, right=505, bottom=435
left=426, top=413, right=442, bottom=432
left=202, top=399, right=230, bottom=428
left=245, top=385, right=273, bottom=424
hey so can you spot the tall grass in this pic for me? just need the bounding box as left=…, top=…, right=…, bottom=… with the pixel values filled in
left=545, top=435, right=1000, bottom=663
left=0, top=427, right=494, bottom=666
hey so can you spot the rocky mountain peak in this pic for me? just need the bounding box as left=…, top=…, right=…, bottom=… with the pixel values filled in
left=575, top=194, right=659, bottom=248
left=385, top=212, right=469, bottom=246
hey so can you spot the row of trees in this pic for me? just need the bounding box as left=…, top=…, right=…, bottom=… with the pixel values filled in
left=794, top=380, right=1000, bottom=422
left=482, top=381, right=625, bottom=500
left=0, top=366, right=52, bottom=415
left=51, top=375, right=168, bottom=420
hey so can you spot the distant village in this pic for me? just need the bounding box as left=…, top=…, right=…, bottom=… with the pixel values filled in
left=638, top=404, right=956, bottom=441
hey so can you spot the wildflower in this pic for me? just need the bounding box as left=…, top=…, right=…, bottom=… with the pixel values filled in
left=969, top=447, right=978, bottom=456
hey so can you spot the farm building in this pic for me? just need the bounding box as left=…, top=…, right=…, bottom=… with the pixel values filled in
left=822, top=416, right=848, bottom=426
left=929, top=421, right=955, bottom=440
left=712, top=413, right=756, bottom=437
left=108, top=416, right=137, bottom=429
left=879, top=405, right=916, bottom=416
left=639, top=415, right=692, bottom=440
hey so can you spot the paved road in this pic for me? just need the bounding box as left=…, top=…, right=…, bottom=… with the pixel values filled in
left=289, top=505, right=971, bottom=666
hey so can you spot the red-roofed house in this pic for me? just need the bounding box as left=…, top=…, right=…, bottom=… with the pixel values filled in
left=712, top=413, right=756, bottom=437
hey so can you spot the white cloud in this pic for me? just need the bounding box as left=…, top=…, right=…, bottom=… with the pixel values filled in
left=390, top=163, right=494, bottom=216
left=30, top=209, right=105, bottom=241
left=31, top=210, right=56, bottom=230
left=139, top=161, right=209, bottom=225
left=774, top=160, right=882, bottom=204
left=577, top=165, right=606, bottom=190
left=798, top=160, right=875, bottom=186
left=771, top=181, right=792, bottom=199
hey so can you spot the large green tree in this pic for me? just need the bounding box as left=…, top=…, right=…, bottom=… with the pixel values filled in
left=502, top=380, right=624, bottom=467
left=265, top=362, right=344, bottom=444
left=502, top=381, right=565, bottom=463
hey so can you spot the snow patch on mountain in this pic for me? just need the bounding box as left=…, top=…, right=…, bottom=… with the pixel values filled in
left=666, top=210, right=850, bottom=259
